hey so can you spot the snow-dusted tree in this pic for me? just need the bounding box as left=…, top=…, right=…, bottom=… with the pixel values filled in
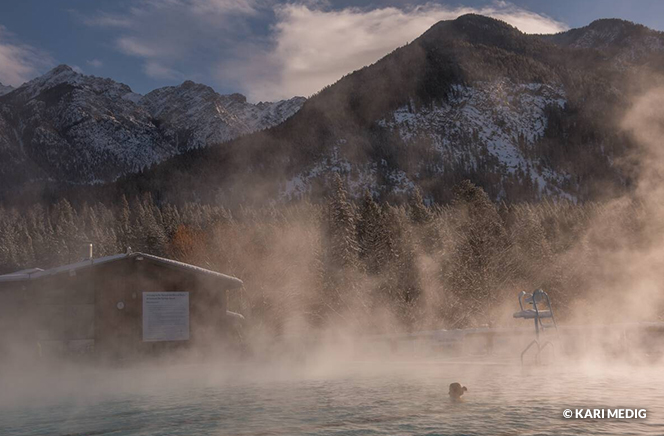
left=323, top=173, right=359, bottom=271
left=409, top=187, right=432, bottom=225
left=444, top=180, right=511, bottom=326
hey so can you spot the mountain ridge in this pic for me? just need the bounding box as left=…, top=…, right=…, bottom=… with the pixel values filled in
left=543, top=18, right=664, bottom=66
left=102, top=14, right=647, bottom=206
left=0, top=14, right=660, bottom=206
left=0, top=65, right=305, bottom=192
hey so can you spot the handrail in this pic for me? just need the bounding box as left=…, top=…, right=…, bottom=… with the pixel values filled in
left=515, top=288, right=558, bottom=365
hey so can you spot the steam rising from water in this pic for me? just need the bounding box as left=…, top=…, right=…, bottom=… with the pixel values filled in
left=3, top=81, right=664, bottom=436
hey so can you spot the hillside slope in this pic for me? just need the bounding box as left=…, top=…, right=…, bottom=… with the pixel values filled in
left=113, top=14, right=642, bottom=206
left=0, top=66, right=305, bottom=196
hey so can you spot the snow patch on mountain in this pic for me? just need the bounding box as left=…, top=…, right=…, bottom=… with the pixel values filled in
left=282, top=146, right=417, bottom=200
left=379, top=81, right=573, bottom=199
left=0, top=66, right=306, bottom=186
left=17, top=65, right=134, bottom=101
left=281, top=80, right=574, bottom=201
left=140, top=81, right=305, bottom=150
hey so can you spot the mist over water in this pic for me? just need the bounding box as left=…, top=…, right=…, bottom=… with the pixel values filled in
left=2, top=355, right=664, bottom=436
left=4, top=71, right=664, bottom=436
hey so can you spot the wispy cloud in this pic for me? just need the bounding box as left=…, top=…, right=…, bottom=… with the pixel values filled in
left=87, top=59, right=103, bottom=68
left=144, top=61, right=181, bottom=79
left=82, top=12, right=133, bottom=28
left=116, top=37, right=165, bottom=58
left=0, top=25, right=53, bottom=86
left=83, top=1, right=567, bottom=101
left=224, top=2, right=568, bottom=100
left=83, top=0, right=259, bottom=86
left=484, top=1, right=568, bottom=34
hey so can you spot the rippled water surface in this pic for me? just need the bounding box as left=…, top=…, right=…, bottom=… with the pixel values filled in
left=2, top=358, right=663, bottom=436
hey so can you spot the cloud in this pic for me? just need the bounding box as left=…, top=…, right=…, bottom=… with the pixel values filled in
left=117, top=37, right=164, bottom=58
left=221, top=3, right=568, bottom=100
left=84, top=1, right=567, bottom=101
left=82, top=12, right=133, bottom=28
left=187, top=0, right=259, bottom=15
left=87, top=59, right=103, bottom=68
left=144, top=61, right=181, bottom=79
left=0, top=25, right=53, bottom=86
left=84, top=0, right=259, bottom=85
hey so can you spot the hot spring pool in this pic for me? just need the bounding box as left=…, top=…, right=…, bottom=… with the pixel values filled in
left=1, top=358, right=663, bottom=436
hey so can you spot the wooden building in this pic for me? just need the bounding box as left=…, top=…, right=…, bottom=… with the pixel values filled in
left=0, top=250, right=243, bottom=360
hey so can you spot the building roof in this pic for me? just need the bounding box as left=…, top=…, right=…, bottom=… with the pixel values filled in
left=0, top=252, right=243, bottom=290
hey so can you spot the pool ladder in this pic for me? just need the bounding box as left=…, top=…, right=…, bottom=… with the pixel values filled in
left=513, top=289, right=558, bottom=365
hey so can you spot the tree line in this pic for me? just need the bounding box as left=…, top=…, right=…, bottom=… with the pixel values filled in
left=0, top=176, right=650, bottom=336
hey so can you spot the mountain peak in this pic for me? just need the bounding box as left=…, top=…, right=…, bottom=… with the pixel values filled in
left=20, top=64, right=85, bottom=97
left=544, top=17, right=664, bottom=56
left=454, top=13, right=517, bottom=28
left=227, top=93, right=247, bottom=104
left=49, top=64, right=76, bottom=74
left=424, top=14, right=519, bottom=38
left=586, top=18, right=641, bottom=30
left=180, top=79, right=207, bottom=90
left=168, top=80, right=219, bottom=98
left=0, top=65, right=305, bottom=191
left=419, top=13, right=530, bottom=58
left=582, top=18, right=655, bottom=40
left=453, top=14, right=521, bottom=35
left=39, top=64, right=81, bottom=83
left=6, top=64, right=140, bottom=103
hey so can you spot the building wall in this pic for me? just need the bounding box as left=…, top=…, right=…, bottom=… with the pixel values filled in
left=0, top=282, right=35, bottom=359
left=93, top=257, right=229, bottom=359
left=0, top=257, right=234, bottom=361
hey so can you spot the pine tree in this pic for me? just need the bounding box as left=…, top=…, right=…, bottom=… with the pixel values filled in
left=0, top=213, right=18, bottom=273
left=116, top=195, right=133, bottom=252
left=387, top=205, right=422, bottom=311
left=409, top=187, right=432, bottom=225
left=357, top=189, right=387, bottom=274
left=319, top=173, right=360, bottom=317
left=324, top=173, right=359, bottom=270
left=446, top=180, right=510, bottom=326
left=135, top=194, right=167, bottom=255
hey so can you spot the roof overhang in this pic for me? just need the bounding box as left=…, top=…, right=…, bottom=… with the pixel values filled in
left=0, top=252, right=243, bottom=290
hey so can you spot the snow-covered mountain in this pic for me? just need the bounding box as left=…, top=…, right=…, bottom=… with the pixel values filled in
left=0, top=65, right=305, bottom=189
left=113, top=15, right=657, bottom=206
left=0, top=65, right=172, bottom=185
left=2, top=15, right=661, bottom=206
left=139, top=81, right=305, bottom=150
left=285, top=81, right=571, bottom=201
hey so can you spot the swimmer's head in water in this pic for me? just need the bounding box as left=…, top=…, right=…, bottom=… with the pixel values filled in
left=449, top=382, right=467, bottom=399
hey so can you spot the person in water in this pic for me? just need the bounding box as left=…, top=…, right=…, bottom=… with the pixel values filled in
left=449, top=382, right=467, bottom=400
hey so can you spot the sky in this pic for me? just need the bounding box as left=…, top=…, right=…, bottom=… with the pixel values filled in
left=1, top=0, right=664, bottom=102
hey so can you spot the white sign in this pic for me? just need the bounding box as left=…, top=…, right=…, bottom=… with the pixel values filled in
left=142, top=292, right=189, bottom=342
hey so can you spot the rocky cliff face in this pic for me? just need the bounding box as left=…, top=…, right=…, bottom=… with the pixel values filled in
left=139, top=80, right=305, bottom=151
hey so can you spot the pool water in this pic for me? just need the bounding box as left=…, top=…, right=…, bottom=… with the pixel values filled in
left=1, top=358, right=663, bottom=436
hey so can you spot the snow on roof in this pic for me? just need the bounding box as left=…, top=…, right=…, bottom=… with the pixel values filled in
left=0, top=252, right=243, bottom=289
